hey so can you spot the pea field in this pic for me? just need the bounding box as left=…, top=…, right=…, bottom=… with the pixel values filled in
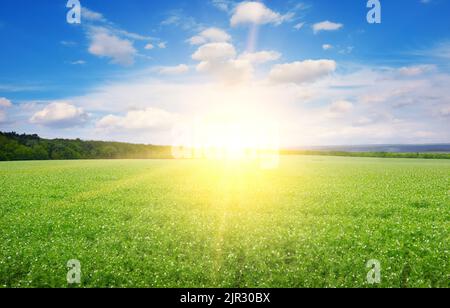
left=0, top=156, right=448, bottom=288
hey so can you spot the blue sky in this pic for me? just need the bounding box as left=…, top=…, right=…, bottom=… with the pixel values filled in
left=0, top=0, right=449, bottom=146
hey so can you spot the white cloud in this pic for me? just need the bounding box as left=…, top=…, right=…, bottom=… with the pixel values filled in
left=161, top=15, right=180, bottom=26
left=188, top=28, right=231, bottom=45
left=353, top=116, right=375, bottom=127
left=238, top=51, right=281, bottom=64
left=81, top=7, right=106, bottom=22
left=144, top=43, right=154, bottom=50
left=14, top=6, right=450, bottom=147
left=60, top=40, right=77, bottom=47
left=97, top=108, right=177, bottom=131
left=294, top=22, right=305, bottom=30
left=440, top=106, right=450, bottom=117
left=322, top=44, right=333, bottom=50
left=330, top=100, right=353, bottom=113
left=196, top=60, right=253, bottom=85
left=192, top=42, right=254, bottom=84
left=70, top=60, right=86, bottom=65
left=157, top=64, right=190, bottom=75
left=313, top=21, right=343, bottom=34
left=158, top=42, right=167, bottom=49
left=32, top=61, right=450, bottom=146
left=410, top=41, right=450, bottom=61
left=160, top=10, right=202, bottom=31
left=30, top=102, right=88, bottom=128
left=115, top=29, right=155, bottom=42
left=269, top=60, right=337, bottom=85
left=430, top=41, right=450, bottom=59
left=192, top=42, right=237, bottom=62
left=398, top=65, right=436, bottom=76
left=82, top=7, right=155, bottom=41
left=231, top=2, right=292, bottom=27
left=189, top=36, right=207, bottom=46
left=0, top=110, right=5, bottom=123
left=211, top=0, right=233, bottom=12
left=0, top=97, right=12, bottom=108
left=339, top=46, right=354, bottom=55
left=78, top=7, right=157, bottom=66
left=0, top=84, right=43, bottom=92
left=88, top=27, right=137, bottom=66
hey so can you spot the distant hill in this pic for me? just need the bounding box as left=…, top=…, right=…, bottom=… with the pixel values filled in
left=1, top=132, right=449, bottom=161
left=0, top=132, right=172, bottom=161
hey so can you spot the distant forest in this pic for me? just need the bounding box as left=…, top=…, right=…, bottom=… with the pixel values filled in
left=0, top=132, right=172, bottom=161
left=281, top=150, right=450, bottom=160
left=0, top=132, right=449, bottom=161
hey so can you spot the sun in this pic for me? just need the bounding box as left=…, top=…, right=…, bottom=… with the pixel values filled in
left=170, top=84, right=282, bottom=169
left=171, top=112, right=280, bottom=169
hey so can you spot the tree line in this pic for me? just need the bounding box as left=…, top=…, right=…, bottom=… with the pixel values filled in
left=0, top=132, right=172, bottom=161
left=281, top=150, right=450, bottom=160
left=1, top=131, right=449, bottom=161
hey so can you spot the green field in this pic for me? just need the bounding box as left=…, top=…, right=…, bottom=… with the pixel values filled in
left=0, top=156, right=449, bottom=288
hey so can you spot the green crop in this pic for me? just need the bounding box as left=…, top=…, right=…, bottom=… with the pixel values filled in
left=0, top=156, right=448, bottom=288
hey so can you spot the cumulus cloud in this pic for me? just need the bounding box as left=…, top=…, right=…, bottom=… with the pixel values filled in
left=192, top=42, right=237, bottom=62
left=322, top=44, right=333, bottom=51
left=87, top=27, right=137, bottom=66
left=188, top=28, right=231, bottom=45
left=313, top=21, right=343, bottom=34
left=34, top=60, right=450, bottom=146
left=0, top=110, right=5, bottom=123
left=269, top=60, right=337, bottom=85
left=190, top=38, right=281, bottom=84
left=79, top=7, right=158, bottom=66
left=238, top=51, right=281, bottom=64
left=231, top=1, right=292, bottom=27
left=30, top=102, right=88, bottom=128
left=0, top=97, right=12, bottom=108
left=157, top=64, right=190, bottom=75
left=196, top=60, right=253, bottom=85
left=192, top=42, right=254, bottom=84
left=17, top=7, right=450, bottom=146
left=97, top=108, right=177, bottom=131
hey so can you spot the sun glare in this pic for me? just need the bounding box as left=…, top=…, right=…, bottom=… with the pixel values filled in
left=171, top=112, right=280, bottom=169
